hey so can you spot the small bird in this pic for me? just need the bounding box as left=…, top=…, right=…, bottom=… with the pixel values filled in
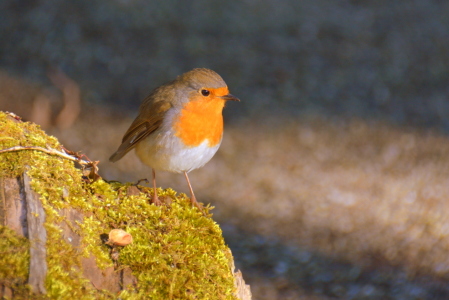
left=110, top=68, right=239, bottom=211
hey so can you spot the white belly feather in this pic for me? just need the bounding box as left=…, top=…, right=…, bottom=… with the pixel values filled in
left=135, top=127, right=221, bottom=173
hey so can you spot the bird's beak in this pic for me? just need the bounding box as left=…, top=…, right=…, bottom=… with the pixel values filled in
left=220, top=93, right=240, bottom=102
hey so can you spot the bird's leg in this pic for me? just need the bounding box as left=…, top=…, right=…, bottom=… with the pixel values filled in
left=152, top=169, right=162, bottom=205
left=184, top=171, right=205, bottom=214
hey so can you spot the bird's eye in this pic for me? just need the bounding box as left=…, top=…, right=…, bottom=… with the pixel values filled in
left=201, top=89, right=210, bottom=96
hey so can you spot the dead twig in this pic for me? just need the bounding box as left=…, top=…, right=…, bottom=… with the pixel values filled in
left=0, top=146, right=89, bottom=165
left=0, top=146, right=101, bottom=182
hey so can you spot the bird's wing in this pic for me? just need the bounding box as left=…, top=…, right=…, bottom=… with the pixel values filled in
left=109, top=99, right=172, bottom=162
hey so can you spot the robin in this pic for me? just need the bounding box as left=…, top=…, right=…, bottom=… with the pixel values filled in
left=109, top=68, right=239, bottom=211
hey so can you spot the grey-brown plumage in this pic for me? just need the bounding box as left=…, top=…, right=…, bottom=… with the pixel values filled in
left=109, top=68, right=239, bottom=212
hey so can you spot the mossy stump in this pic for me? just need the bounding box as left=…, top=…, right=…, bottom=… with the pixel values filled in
left=0, top=111, right=251, bottom=300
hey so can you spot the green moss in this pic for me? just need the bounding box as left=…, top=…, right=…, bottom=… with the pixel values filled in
left=0, top=226, right=33, bottom=298
left=0, top=112, right=237, bottom=299
left=0, top=112, right=60, bottom=179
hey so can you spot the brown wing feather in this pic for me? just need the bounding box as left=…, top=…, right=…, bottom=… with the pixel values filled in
left=109, top=99, right=172, bottom=162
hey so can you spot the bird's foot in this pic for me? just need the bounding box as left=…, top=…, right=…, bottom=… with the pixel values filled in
left=152, top=190, right=162, bottom=206
left=190, top=196, right=207, bottom=216
left=131, top=178, right=161, bottom=206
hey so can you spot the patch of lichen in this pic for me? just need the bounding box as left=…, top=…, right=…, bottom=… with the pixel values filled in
left=0, top=111, right=237, bottom=299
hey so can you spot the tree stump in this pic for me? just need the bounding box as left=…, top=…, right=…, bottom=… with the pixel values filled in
left=0, top=111, right=251, bottom=299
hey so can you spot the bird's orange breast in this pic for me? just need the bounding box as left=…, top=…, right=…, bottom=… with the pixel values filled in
left=174, top=89, right=227, bottom=147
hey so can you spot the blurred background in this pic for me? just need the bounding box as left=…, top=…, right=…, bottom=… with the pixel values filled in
left=1, top=0, right=449, bottom=299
